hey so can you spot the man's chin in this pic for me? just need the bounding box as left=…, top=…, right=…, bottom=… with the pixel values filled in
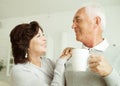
left=76, top=37, right=79, bottom=41
left=76, top=37, right=82, bottom=42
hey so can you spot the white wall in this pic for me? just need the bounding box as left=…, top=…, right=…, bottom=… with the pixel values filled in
left=0, top=6, right=120, bottom=65
left=105, top=6, right=120, bottom=45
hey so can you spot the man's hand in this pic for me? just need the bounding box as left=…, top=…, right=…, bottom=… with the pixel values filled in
left=88, top=54, right=112, bottom=77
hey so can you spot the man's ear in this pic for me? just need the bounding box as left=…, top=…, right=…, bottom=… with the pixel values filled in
left=95, top=16, right=101, bottom=25
left=93, top=16, right=101, bottom=29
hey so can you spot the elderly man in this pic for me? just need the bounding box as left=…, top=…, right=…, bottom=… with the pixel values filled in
left=64, top=4, right=120, bottom=86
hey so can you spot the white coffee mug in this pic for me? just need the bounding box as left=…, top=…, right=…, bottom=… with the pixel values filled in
left=71, top=48, right=89, bottom=71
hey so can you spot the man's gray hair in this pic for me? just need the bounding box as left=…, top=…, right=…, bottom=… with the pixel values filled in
left=80, top=4, right=106, bottom=30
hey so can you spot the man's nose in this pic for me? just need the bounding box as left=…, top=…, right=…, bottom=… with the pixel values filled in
left=72, top=22, right=77, bottom=29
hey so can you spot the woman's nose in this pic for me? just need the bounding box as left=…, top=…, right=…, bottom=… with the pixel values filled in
left=42, top=35, right=47, bottom=41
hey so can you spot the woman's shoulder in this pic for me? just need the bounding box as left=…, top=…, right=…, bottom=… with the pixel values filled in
left=42, top=57, right=55, bottom=67
left=11, top=63, right=30, bottom=72
left=11, top=62, right=37, bottom=78
left=12, top=63, right=25, bottom=69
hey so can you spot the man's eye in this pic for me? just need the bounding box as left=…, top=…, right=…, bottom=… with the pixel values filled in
left=76, top=19, right=81, bottom=23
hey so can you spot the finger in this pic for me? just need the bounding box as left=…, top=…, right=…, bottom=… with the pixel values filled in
left=64, top=47, right=73, bottom=54
left=65, top=49, right=70, bottom=54
left=60, top=47, right=72, bottom=57
left=60, top=51, right=72, bottom=59
left=90, top=67, right=98, bottom=73
left=89, top=62, right=99, bottom=68
left=61, top=48, right=68, bottom=55
left=89, top=56, right=101, bottom=63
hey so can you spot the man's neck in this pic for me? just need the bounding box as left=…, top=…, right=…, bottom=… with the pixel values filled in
left=85, top=38, right=104, bottom=48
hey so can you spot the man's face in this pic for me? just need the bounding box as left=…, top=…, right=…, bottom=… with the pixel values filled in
left=72, top=8, right=95, bottom=44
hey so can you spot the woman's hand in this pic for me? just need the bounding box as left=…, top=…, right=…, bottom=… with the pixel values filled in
left=60, top=47, right=74, bottom=60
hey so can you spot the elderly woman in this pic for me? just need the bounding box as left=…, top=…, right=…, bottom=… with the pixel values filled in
left=10, top=21, right=71, bottom=86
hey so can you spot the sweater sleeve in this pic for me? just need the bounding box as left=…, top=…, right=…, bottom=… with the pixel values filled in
left=50, top=58, right=67, bottom=86
left=103, top=68, right=120, bottom=86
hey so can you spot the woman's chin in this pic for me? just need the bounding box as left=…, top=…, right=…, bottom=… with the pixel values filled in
left=41, top=52, right=46, bottom=57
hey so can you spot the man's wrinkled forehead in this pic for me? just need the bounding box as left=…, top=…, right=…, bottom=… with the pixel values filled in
left=73, top=14, right=81, bottom=22
left=73, top=7, right=86, bottom=20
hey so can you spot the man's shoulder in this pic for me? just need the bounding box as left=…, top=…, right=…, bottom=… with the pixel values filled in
left=106, top=43, right=120, bottom=53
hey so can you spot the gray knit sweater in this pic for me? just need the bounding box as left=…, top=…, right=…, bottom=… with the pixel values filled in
left=10, top=57, right=67, bottom=86
left=65, top=40, right=120, bottom=86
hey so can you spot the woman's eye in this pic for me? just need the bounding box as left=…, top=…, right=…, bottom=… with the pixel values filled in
left=37, top=33, right=45, bottom=38
left=37, top=35, right=41, bottom=37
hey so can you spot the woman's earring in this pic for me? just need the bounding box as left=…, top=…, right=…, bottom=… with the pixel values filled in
left=25, top=53, right=28, bottom=58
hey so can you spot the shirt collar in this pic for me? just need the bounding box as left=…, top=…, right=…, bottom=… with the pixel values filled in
left=82, top=39, right=109, bottom=52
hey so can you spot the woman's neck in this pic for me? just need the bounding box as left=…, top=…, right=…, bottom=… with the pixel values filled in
left=29, top=56, right=41, bottom=67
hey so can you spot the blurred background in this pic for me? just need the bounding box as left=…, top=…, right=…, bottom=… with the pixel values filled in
left=0, top=0, right=120, bottom=85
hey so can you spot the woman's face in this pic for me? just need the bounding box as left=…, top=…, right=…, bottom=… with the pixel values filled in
left=29, top=29, right=47, bottom=56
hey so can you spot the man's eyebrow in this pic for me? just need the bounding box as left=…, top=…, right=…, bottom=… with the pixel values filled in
left=74, top=16, right=81, bottom=20
left=73, top=16, right=81, bottom=22
left=74, top=16, right=80, bottom=19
